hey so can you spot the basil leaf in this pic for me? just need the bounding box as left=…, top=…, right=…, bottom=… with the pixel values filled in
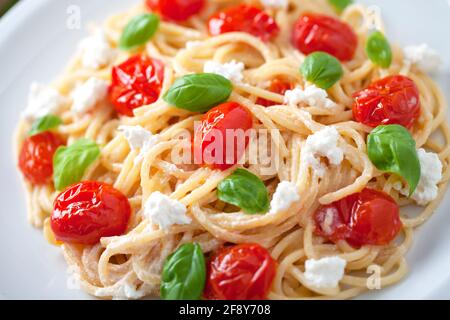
left=160, top=243, right=206, bottom=300
left=53, top=138, right=100, bottom=191
left=366, top=31, right=392, bottom=69
left=300, top=52, right=343, bottom=90
left=328, top=0, right=354, bottom=12
left=367, top=125, right=421, bottom=195
left=163, top=73, right=233, bottom=113
left=119, top=13, right=160, bottom=50
left=217, top=168, right=269, bottom=214
left=29, top=115, right=62, bottom=136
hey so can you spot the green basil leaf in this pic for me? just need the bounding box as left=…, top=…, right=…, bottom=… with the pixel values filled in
left=163, top=73, right=233, bottom=113
left=300, top=52, right=344, bottom=90
left=119, top=13, right=160, bottom=50
left=160, top=243, right=206, bottom=300
left=217, top=168, right=269, bottom=214
left=28, top=115, right=62, bottom=136
left=367, top=125, right=421, bottom=195
left=53, top=138, right=100, bottom=191
left=366, top=31, right=392, bottom=69
left=328, top=0, right=354, bottom=12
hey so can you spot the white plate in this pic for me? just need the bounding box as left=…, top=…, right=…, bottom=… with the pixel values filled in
left=0, top=0, right=449, bottom=300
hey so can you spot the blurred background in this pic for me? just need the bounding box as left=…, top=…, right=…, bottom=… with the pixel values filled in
left=0, top=0, right=18, bottom=17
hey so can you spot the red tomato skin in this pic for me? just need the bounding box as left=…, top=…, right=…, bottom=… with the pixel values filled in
left=352, top=75, right=421, bottom=129
left=194, top=102, right=253, bottom=171
left=291, top=13, right=357, bottom=61
left=208, top=4, right=280, bottom=42
left=109, top=55, right=164, bottom=117
left=51, top=181, right=131, bottom=245
left=205, top=243, right=277, bottom=300
left=145, top=0, right=205, bottom=21
left=314, top=188, right=402, bottom=247
left=18, top=131, right=64, bottom=185
left=256, top=79, right=294, bottom=107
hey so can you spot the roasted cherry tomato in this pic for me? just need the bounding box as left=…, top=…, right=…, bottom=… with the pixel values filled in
left=205, top=243, right=277, bottom=300
left=51, top=181, right=131, bottom=245
left=109, top=55, right=164, bottom=117
left=256, top=78, right=294, bottom=107
left=18, top=131, right=64, bottom=185
left=314, top=188, right=402, bottom=247
left=292, top=13, right=357, bottom=61
left=208, top=4, right=280, bottom=42
left=193, top=102, right=253, bottom=171
left=352, top=75, right=421, bottom=129
left=145, top=0, right=205, bottom=22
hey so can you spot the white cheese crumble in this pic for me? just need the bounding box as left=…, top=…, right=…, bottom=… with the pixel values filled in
left=261, top=0, right=288, bottom=9
left=22, top=82, right=68, bottom=121
left=394, top=148, right=442, bottom=205
left=204, top=60, right=245, bottom=83
left=79, top=30, right=117, bottom=70
left=143, top=191, right=191, bottom=230
left=404, top=44, right=441, bottom=73
left=284, top=85, right=337, bottom=109
left=301, top=127, right=344, bottom=177
left=304, top=256, right=347, bottom=289
left=71, top=77, right=109, bottom=114
left=118, top=125, right=160, bottom=164
left=269, top=181, right=300, bottom=214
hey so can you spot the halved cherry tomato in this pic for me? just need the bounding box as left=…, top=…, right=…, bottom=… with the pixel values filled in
left=292, top=13, right=357, bottom=61
left=51, top=181, right=131, bottom=245
left=145, top=0, right=205, bottom=22
left=352, top=75, right=421, bottom=129
left=18, top=131, right=64, bottom=185
left=194, top=102, right=253, bottom=171
left=256, top=78, right=294, bottom=107
left=314, top=188, right=402, bottom=247
left=205, top=243, right=277, bottom=300
left=208, top=4, right=280, bottom=42
left=109, top=55, right=164, bottom=117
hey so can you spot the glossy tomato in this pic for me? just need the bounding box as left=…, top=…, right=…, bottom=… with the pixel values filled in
left=109, top=55, right=164, bottom=117
left=314, top=188, right=402, bottom=247
left=205, top=243, right=277, bottom=300
left=256, top=78, right=293, bottom=107
left=292, top=13, right=357, bottom=61
left=18, top=131, right=64, bottom=185
left=51, top=181, right=131, bottom=245
left=193, top=102, right=253, bottom=171
left=208, top=4, right=279, bottom=42
left=352, top=75, right=421, bottom=129
left=145, top=0, right=205, bottom=21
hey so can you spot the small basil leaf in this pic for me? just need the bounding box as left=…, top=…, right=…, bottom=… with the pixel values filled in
left=367, top=124, right=421, bottom=195
left=119, top=13, right=160, bottom=50
left=328, top=0, right=354, bottom=12
left=217, top=168, right=269, bottom=214
left=29, top=115, right=62, bottom=136
left=366, top=31, right=392, bottom=69
left=300, top=52, right=343, bottom=90
left=163, top=73, right=232, bottom=113
left=53, top=138, right=100, bottom=191
left=160, top=243, right=206, bottom=300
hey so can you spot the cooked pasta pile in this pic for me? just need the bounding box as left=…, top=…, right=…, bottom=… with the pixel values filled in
left=14, top=0, right=449, bottom=299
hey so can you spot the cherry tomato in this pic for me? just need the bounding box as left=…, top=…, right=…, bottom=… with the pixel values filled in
left=193, top=102, right=253, bottom=171
left=291, top=13, right=357, bottom=61
left=109, top=55, right=164, bottom=117
left=314, top=188, right=402, bottom=247
left=145, top=0, right=205, bottom=22
left=51, top=181, right=131, bottom=245
left=208, top=4, right=280, bottom=42
left=256, top=78, right=294, bottom=107
left=352, top=75, right=421, bottom=129
left=18, top=131, right=64, bottom=185
left=205, top=243, right=277, bottom=300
